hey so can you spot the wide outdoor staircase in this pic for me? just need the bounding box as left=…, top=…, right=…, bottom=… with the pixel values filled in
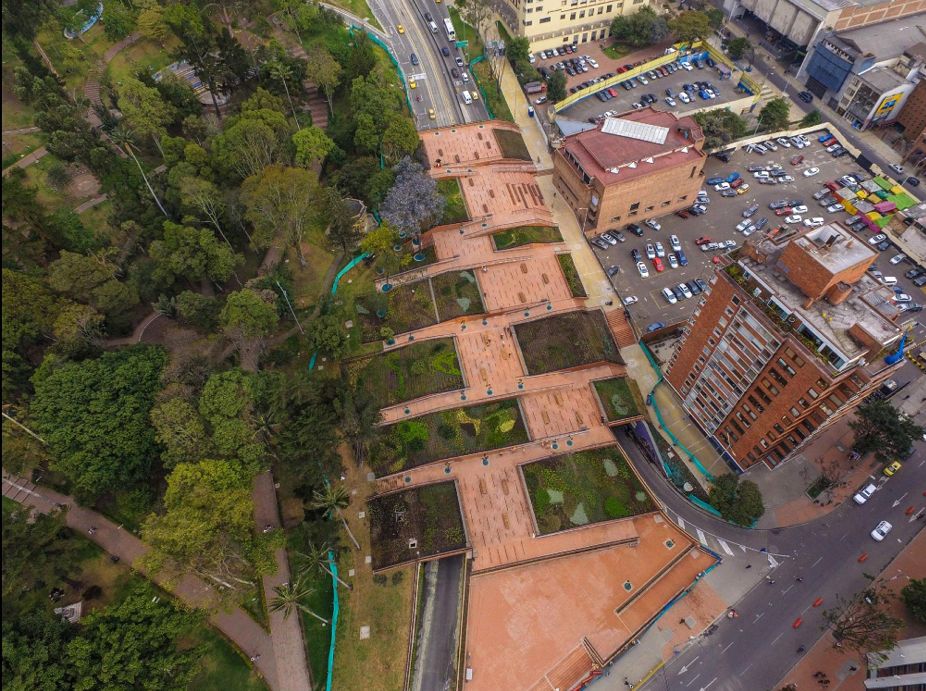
left=606, top=308, right=637, bottom=349
left=274, top=34, right=330, bottom=129
left=529, top=641, right=596, bottom=691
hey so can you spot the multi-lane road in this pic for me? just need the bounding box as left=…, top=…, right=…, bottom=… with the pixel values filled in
left=615, top=427, right=926, bottom=691
left=368, top=0, right=489, bottom=128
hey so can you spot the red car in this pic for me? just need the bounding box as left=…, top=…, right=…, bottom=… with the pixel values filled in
left=695, top=236, right=712, bottom=245
left=608, top=88, right=618, bottom=97
left=675, top=209, right=690, bottom=219
left=775, top=207, right=792, bottom=216
left=790, top=154, right=804, bottom=165
left=652, top=257, right=665, bottom=272
left=730, top=177, right=744, bottom=189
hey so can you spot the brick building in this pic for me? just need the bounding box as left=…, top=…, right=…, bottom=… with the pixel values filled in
left=665, top=223, right=905, bottom=470
left=552, top=108, right=706, bottom=235
left=899, top=80, right=926, bottom=169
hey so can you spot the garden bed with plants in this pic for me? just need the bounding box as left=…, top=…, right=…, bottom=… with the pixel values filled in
left=556, top=253, right=587, bottom=298
left=437, top=178, right=469, bottom=224
left=522, top=446, right=655, bottom=534
left=351, top=338, right=464, bottom=408
left=431, top=269, right=484, bottom=320
left=515, top=310, right=622, bottom=374
left=372, top=399, right=529, bottom=476
left=354, top=279, right=437, bottom=342
left=492, top=226, right=563, bottom=250
left=493, top=128, right=532, bottom=161
left=594, top=377, right=644, bottom=422
left=368, top=481, right=467, bottom=569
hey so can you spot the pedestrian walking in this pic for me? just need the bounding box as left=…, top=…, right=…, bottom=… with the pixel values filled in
left=745, top=564, right=752, bottom=569
left=796, top=576, right=804, bottom=582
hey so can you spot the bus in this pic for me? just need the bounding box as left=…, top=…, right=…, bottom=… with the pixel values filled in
left=444, top=17, right=455, bottom=41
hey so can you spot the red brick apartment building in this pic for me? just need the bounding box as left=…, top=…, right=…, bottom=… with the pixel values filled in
left=665, top=223, right=906, bottom=470
left=552, top=107, right=707, bottom=234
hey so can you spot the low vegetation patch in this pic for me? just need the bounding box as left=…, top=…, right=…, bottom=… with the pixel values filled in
left=372, top=399, right=529, bottom=476
left=351, top=338, right=463, bottom=408
left=594, top=377, right=644, bottom=421
left=368, top=482, right=467, bottom=569
left=493, top=128, right=532, bottom=161
left=492, top=226, right=563, bottom=250
left=432, top=269, right=484, bottom=320
left=437, top=178, right=469, bottom=224
left=355, top=280, right=437, bottom=342
left=556, top=253, right=586, bottom=298
left=515, top=311, right=622, bottom=375
left=522, top=446, right=655, bottom=534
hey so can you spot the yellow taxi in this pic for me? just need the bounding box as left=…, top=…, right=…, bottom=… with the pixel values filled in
left=409, top=78, right=417, bottom=89
left=428, top=108, right=436, bottom=120
left=397, top=24, right=405, bottom=34
left=736, top=183, right=750, bottom=195
left=883, top=460, right=902, bottom=477
left=471, top=90, right=479, bottom=100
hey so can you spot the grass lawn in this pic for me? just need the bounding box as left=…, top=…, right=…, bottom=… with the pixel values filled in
left=354, top=279, right=437, bottom=342
left=410, top=244, right=438, bottom=269
left=602, top=42, right=633, bottom=61
left=431, top=269, right=484, bottom=321
left=492, top=225, right=563, bottom=250
left=522, top=446, right=655, bottom=534
left=37, top=21, right=114, bottom=91
left=448, top=8, right=484, bottom=60
left=368, top=482, right=467, bottom=569
left=493, top=128, right=532, bottom=161
left=93, top=486, right=156, bottom=535
left=372, top=399, right=529, bottom=476
left=473, top=63, right=513, bottom=122
left=187, top=629, right=268, bottom=691
left=350, top=338, right=464, bottom=408
left=437, top=178, right=469, bottom=225
left=289, top=240, right=340, bottom=310
left=106, top=37, right=179, bottom=87
left=286, top=527, right=333, bottom=690
left=515, top=311, right=622, bottom=375
left=325, top=0, right=383, bottom=30
left=1, top=132, right=44, bottom=170
left=594, top=377, right=644, bottom=421
left=556, top=253, right=587, bottom=298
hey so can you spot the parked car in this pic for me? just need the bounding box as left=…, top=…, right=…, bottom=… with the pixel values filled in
left=645, top=219, right=662, bottom=231
left=889, top=253, right=907, bottom=265
left=645, top=243, right=656, bottom=259
left=636, top=261, right=649, bottom=278
left=668, top=253, right=679, bottom=269
left=769, top=199, right=790, bottom=210
left=803, top=217, right=825, bottom=228
left=687, top=280, right=702, bottom=295
left=868, top=234, right=887, bottom=245
left=669, top=234, right=681, bottom=251
left=676, top=249, right=688, bottom=266
left=646, top=322, right=665, bottom=332
left=803, top=167, right=820, bottom=177
left=600, top=232, right=618, bottom=246
left=631, top=248, right=642, bottom=262
left=652, top=257, right=664, bottom=272
left=607, top=264, right=620, bottom=276
left=623, top=295, right=638, bottom=305
left=695, top=236, right=712, bottom=245
left=825, top=203, right=843, bottom=213
left=654, top=241, right=666, bottom=258
left=742, top=204, right=759, bottom=218
left=870, top=520, right=892, bottom=541
left=626, top=223, right=644, bottom=237
left=785, top=214, right=803, bottom=224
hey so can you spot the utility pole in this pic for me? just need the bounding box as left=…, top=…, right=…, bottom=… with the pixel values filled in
left=275, top=281, right=305, bottom=335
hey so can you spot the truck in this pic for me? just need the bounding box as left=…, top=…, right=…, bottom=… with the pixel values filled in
left=524, top=81, right=546, bottom=94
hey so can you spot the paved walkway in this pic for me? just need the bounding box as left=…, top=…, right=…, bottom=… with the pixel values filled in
left=1, top=470, right=279, bottom=690
left=1, top=145, right=48, bottom=176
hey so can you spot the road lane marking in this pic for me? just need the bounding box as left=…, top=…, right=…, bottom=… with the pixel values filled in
left=771, top=632, right=783, bottom=646
left=701, top=677, right=718, bottom=691
left=685, top=674, right=701, bottom=688
left=677, top=516, right=686, bottom=530
left=781, top=585, right=794, bottom=595
left=696, top=528, right=707, bottom=546
left=717, top=539, right=735, bottom=556
left=810, top=556, right=823, bottom=568
left=752, top=612, right=764, bottom=623
left=720, top=641, right=735, bottom=654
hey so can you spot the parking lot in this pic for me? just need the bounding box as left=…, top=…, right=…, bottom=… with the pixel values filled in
left=590, top=132, right=926, bottom=331
left=558, top=59, right=743, bottom=124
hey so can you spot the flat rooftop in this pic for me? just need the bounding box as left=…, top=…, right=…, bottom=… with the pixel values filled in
left=830, top=15, right=926, bottom=60
left=740, top=225, right=902, bottom=361
left=559, top=106, right=704, bottom=186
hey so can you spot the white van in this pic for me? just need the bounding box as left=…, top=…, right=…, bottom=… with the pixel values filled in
left=461, top=71, right=469, bottom=83
left=853, top=483, right=876, bottom=505
left=881, top=275, right=898, bottom=286
left=428, top=20, right=438, bottom=33
left=461, top=90, right=473, bottom=105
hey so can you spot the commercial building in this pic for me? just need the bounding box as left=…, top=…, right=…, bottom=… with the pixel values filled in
left=665, top=222, right=905, bottom=470
left=864, top=636, right=926, bottom=689
left=898, top=80, right=926, bottom=164
left=495, top=0, right=649, bottom=52
left=725, top=0, right=926, bottom=53
left=799, top=17, right=926, bottom=130
left=552, top=107, right=706, bottom=234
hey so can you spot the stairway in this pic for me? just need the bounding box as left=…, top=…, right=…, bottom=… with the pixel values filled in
left=530, top=643, right=595, bottom=691
left=606, top=309, right=637, bottom=348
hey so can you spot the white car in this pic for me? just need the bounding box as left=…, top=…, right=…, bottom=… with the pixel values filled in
left=826, top=203, right=843, bottom=213
left=654, top=241, right=666, bottom=258
left=893, top=293, right=913, bottom=303
left=881, top=275, right=898, bottom=286
left=736, top=219, right=752, bottom=232
left=528, top=53, right=536, bottom=64
left=668, top=253, right=679, bottom=269
left=638, top=76, right=648, bottom=85
left=889, top=253, right=907, bottom=265
left=803, top=217, right=825, bottom=228
left=678, top=92, right=691, bottom=104
left=785, top=214, right=803, bottom=224
left=678, top=283, right=693, bottom=299
left=622, top=295, right=638, bottom=305
left=753, top=170, right=769, bottom=179
left=803, top=167, right=820, bottom=177
left=645, top=219, right=662, bottom=231
left=637, top=262, right=650, bottom=278
left=665, top=96, right=677, bottom=107
left=853, top=484, right=876, bottom=505
left=868, top=234, right=887, bottom=245
left=714, top=182, right=731, bottom=191
left=776, top=137, right=792, bottom=148
left=669, top=234, right=681, bottom=251
left=870, top=520, right=892, bottom=542
left=780, top=175, right=794, bottom=183
left=645, top=243, right=656, bottom=259
left=792, top=205, right=808, bottom=214
left=889, top=163, right=904, bottom=175
left=721, top=239, right=737, bottom=249
left=661, top=287, right=677, bottom=304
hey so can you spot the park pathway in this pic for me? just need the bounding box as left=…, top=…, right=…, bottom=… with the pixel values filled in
left=1, top=470, right=280, bottom=690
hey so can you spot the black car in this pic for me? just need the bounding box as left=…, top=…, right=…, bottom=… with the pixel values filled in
left=410, top=53, right=419, bottom=66
left=876, top=240, right=892, bottom=251
left=915, top=275, right=926, bottom=287
left=798, top=91, right=813, bottom=103
left=906, top=177, right=920, bottom=187
left=671, top=285, right=685, bottom=300
left=631, top=248, right=642, bottom=262
left=441, top=46, right=450, bottom=57
left=425, top=11, right=433, bottom=21
left=626, top=223, right=644, bottom=237
left=755, top=217, right=769, bottom=231
left=607, top=265, right=620, bottom=277
left=451, top=67, right=460, bottom=79
left=694, top=278, right=708, bottom=293
left=687, top=280, right=702, bottom=295
left=905, top=267, right=925, bottom=279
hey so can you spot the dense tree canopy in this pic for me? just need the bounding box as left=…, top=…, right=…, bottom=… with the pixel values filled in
left=758, top=97, right=791, bottom=132
left=30, top=346, right=167, bottom=498
left=708, top=473, right=765, bottom=526
left=693, top=109, right=748, bottom=149
left=380, top=157, right=445, bottom=236
left=610, top=7, right=669, bottom=48
left=148, top=221, right=242, bottom=287
left=850, top=399, right=923, bottom=462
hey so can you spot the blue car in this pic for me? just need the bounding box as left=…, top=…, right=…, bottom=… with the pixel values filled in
left=725, top=172, right=741, bottom=183
left=676, top=249, right=688, bottom=266
left=699, top=89, right=710, bottom=100
left=647, top=322, right=666, bottom=333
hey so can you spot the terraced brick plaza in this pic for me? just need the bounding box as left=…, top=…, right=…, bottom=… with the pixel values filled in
left=363, top=122, right=717, bottom=689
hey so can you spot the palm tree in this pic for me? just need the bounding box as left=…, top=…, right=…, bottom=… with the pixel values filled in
left=310, top=484, right=360, bottom=550
left=266, top=58, right=300, bottom=129
left=268, top=579, right=329, bottom=624
left=109, top=126, right=169, bottom=219
left=295, top=542, right=352, bottom=591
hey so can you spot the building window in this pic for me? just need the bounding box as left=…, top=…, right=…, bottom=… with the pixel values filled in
left=540, top=16, right=551, bottom=21
left=807, top=387, right=818, bottom=399
left=661, top=200, right=671, bottom=206
left=645, top=205, right=654, bottom=212
left=597, top=6, right=603, bottom=13
left=690, top=166, right=697, bottom=178
left=679, top=195, right=688, bottom=201
left=789, top=406, right=800, bottom=417
left=731, top=296, right=740, bottom=305
left=606, top=3, right=612, bottom=9
left=773, top=423, right=784, bottom=435
left=629, top=202, right=640, bottom=211
left=570, top=11, right=576, bottom=18
left=579, top=9, right=585, bottom=17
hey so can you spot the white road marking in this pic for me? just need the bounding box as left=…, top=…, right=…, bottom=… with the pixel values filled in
left=717, top=539, right=735, bottom=556
left=781, top=584, right=794, bottom=595
left=686, top=674, right=701, bottom=688
left=771, top=632, right=783, bottom=646
left=696, top=528, right=707, bottom=546
left=701, top=677, right=718, bottom=691
left=677, top=516, right=686, bottom=530
left=720, top=641, right=735, bottom=654
left=753, top=612, right=764, bottom=623
left=810, top=556, right=823, bottom=568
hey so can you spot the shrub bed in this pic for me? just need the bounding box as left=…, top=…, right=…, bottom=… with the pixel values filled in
left=556, top=253, right=586, bottom=298
left=351, top=338, right=464, bottom=408
left=437, top=178, right=469, bottom=224
left=369, top=482, right=467, bottom=570
left=492, top=226, right=563, bottom=250
left=522, top=446, right=654, bottom=534
left=355, top=280, right=437, bottom=342
left=594, top=377, right=644, bottom=421
left=372, top=399, right=529, bottom=476
left=431, top=269, right=484, bottom=320
left=493, top=128, right=532, bottom=161
left=515, top=311, right=622, bottom=375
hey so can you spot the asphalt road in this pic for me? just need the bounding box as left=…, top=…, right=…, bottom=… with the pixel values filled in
left=616, top=427, right=926, bottom=691
left=413, top=555, right=463, bottom=691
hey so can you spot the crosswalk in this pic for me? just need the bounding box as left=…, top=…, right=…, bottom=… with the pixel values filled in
left=671, top=511, right=787, bottom=559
